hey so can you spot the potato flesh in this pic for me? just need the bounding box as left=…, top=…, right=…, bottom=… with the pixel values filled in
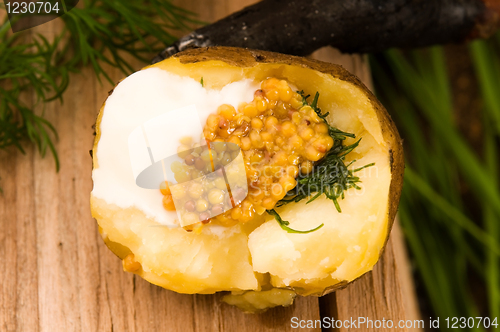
left=248, top=137, right=390, bottom=295
left=92, top=57, right=392, bottom=297
left=92, top=196, right=261, bottom=294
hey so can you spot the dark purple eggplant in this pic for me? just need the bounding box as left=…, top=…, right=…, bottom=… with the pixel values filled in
left=153, top=0, right=500, bottom=63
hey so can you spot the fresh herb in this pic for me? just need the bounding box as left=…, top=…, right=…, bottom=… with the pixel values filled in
left=0, top=0, right=199, bottom=170
left=200, top=77, right=204, bottom=87
left=267, top=209, right=324, bottom=234
left=276, top=144, right=375, bottom=212
left=267, top=91, right=374, bottom=232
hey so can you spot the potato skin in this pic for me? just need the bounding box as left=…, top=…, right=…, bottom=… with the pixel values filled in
left=92, top=46, right=404, bottom=298
left=169, top=47, right=404, bottom=295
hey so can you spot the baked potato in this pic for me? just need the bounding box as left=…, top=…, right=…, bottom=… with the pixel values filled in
left=90, top=47, right=404, bottom=312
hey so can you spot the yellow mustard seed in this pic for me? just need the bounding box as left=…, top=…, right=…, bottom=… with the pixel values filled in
left=299, top=127, right=315, bottom=141
left=218, top=104, right=236, bottom=120
left=160, top=181, right=171, bottom=195
left=240, top=137, right=252, bottom=150
left=304, top=145, right=323, bottom=161
left=214, top=142, right=227, bottom=153
left=170, top=185, right=186, bottom=199
left=195, top=199, right=209, bottom=212
left=227, top=136, right=241, bottom=148
left=188, top=182, right=204, bottom=198
left=278, top=86, right=292, bottom=102
left=315, top=123, right=329, bottom=134
left=251, top=118, right=264, bottom=130
left=256, top=97, right=267, bottom=112
left=177, top=145, right=191, bottom=159
left=244, top=104, right=258, bottom=118
left=174, top=170, right=191, bottom=183
left=260, top=131, right=273, bottom=142
left=214, top=177, right=227, bottom=190
left=266, top=89, right=279, bottom=101
left=162, top=195, right=176, bottom=211
left=206, top=114, right=219, bottom=131
left=123, top=254, right=141, bottom=272
left=208, top=188, right=224, bottom=204
left=281, top=121, right=296, bottom=137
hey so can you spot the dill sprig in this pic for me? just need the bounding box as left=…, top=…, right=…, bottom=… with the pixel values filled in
left=267, top=91, right=374, bottom=233
left=267, top=209, right=324, bottom=234
left=276, top=141, right=375, bottom=212
left=0, top=0, right=199, bottom=170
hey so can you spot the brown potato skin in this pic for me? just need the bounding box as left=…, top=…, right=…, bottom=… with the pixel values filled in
left=93, top=46, right=404, bottom=296
left=172, top=47, right=404, bottom=295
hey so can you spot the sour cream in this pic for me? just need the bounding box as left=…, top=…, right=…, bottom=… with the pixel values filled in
left=91, top=68, right=258, bottom=225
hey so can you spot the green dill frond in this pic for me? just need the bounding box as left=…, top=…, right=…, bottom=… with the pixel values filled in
left=276, top=138, right=373, bottom=213
left=267, top=209, right=324, bottom=234
left=0, top=0, right=198, bottom=175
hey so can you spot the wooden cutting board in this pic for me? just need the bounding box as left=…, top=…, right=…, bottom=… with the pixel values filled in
left=0, top=1, right=421, bottom=331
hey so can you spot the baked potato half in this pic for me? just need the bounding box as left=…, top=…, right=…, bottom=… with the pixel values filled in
left=91, top=47, right=404, bottom=312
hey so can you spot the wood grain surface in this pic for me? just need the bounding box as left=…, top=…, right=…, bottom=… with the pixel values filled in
left=0, top=1, right=421, bottom=331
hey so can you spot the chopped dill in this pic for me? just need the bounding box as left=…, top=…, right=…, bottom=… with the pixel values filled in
left=267, top=209, right=324, bottom=234
left=267, top=91, right=375, bottom=233
left=0, top=1, right=199, bottom=176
